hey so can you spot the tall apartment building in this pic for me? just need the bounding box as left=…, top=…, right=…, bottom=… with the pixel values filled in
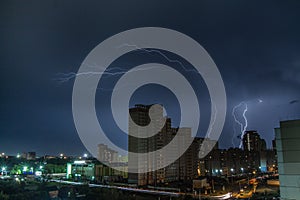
left=275, top=119, right=300, bottom=200
left=128, top=104, right=169, bottom=185
left=242, top=130, right=268, bottom=171
left=128, top=104, right=200, bottom=186
left=242, top=130, right=266, bottom=152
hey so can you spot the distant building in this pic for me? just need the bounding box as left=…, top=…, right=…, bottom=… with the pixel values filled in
left=202, top=143, right=221, bottom=176
left=242, top=130, right=268, bottom=172
left=177, top=128, right=200, bottom=182
left=275, top=119, right=300, bottom=200
left=222, top=148, right=244, bottom=175
left=242, top=130, right=266, bottom=152
left=265, top=149, right=277, bottom=172
left=98, top=144, right=118, bottom=164
left=22, top=152, right=36, bottom=160
left=202, top=145, right=275, bottom=176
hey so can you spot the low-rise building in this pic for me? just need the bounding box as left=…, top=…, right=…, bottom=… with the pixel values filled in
left=66, top=159, right=128, bottom=183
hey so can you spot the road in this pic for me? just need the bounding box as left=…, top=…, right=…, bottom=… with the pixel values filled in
left=53, top=180, right=181, bottom=197
left=52, top=180, right=233, bottom=199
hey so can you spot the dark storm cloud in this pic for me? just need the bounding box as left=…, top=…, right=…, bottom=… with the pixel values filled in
left=1, top=0, right=300, bottom=155
left=290, top=100, right=299, bottom=105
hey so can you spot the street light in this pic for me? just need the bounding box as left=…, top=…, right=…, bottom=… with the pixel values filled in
left=83, top=153, right=88, bottom=158
left=23, top=166, right=28, bottom=172
left=1, top=167, right=7, bottom=176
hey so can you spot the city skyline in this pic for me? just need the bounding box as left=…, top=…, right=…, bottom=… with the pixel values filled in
left=0, top=124, right=278, bottom=158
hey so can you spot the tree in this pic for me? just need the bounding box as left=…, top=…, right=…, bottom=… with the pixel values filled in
left=10, top=164, right=22, bottom=175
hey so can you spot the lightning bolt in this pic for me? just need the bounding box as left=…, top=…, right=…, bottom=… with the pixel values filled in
left=54, top=65, right=160, bottom=84
left=116, top=43, right=199, bottom=74
left=232, top=102, right=248, bottom=148
left=55, top=44, right=200, bottom=91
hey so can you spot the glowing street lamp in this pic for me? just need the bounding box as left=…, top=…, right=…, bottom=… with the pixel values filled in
left=1, top=167, right=7, bottom=176
left=83, top=153, right=88, bottom=158
left=23, top=166, right=28, bottom=172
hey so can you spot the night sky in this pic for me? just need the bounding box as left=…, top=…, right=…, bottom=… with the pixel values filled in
left=1, top=0, right=300, bottom=156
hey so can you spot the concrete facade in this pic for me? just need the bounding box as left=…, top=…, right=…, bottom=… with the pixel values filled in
left=275, top=119, right=300, bottom=200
